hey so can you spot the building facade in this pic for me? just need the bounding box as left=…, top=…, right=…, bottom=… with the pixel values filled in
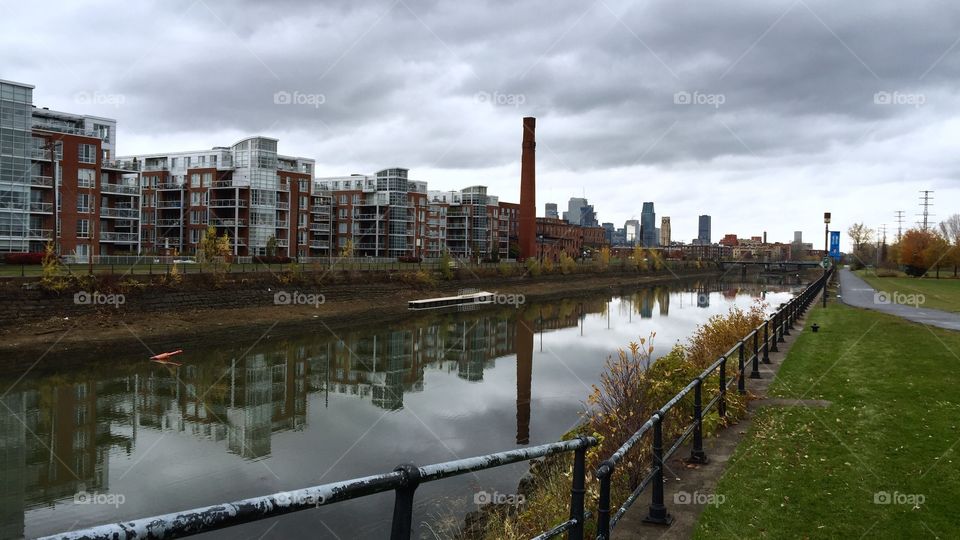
left=120, top=137, right=323, bottom=258
left=697, top=214, right=712, bottom=244
left=640, top=202, right=657, bottom=247
left=660, top=216, right=671, bottom=246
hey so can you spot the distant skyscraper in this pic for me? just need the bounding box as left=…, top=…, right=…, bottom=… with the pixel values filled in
left=545, top=203, right=559, bottom=219
left=640, top=202, right=657, bottom=247
left=660, top=216, right=671, bottom=246
left=602, top=222, right=615, bottom=243
left=624, top=219, right=640, bottom=244
left=794, top=230, right=803, bottom=243
left=698, top=215, right=712, bottom=244
left=564, top=197, right=587, bottom=225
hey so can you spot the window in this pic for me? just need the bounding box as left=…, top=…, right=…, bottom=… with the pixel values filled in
left=202, top=172, right=212, bottom=187
left=299, top=180, right=307, bottom=192
left=191, top=192, right=201, bottom=206
left=339, top=195, right=347, bottom=204
left=191, top=173, right=200, bottom=187
left=76, top=219, right=90, bottom=238
left=339, top=223, right=347, bottom=233
left=339, top=208, right=347, bottom=218
left=352, top=194, right=360, bottom=204
left=78, top=144, right=97, bottom=164
left=300, top=196, right=307, bottom=208
left=77, top=194, right=91, bottom=213
left=171, top=157, right=179, bottom=168
left=77, top=169, right=95, bottom=188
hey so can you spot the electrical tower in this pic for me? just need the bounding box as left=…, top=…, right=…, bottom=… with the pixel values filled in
left=917, top=190, right=934, bottom=230
left=894, top=210, right=905, bottom=241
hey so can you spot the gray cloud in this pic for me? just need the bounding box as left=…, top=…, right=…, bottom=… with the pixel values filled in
left=4, top=0, right=958, bottom=246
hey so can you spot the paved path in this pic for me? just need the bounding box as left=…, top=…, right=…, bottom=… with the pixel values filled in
left=838, top=269, right=960, bottom=331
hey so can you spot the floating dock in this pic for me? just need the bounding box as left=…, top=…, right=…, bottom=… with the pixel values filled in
left=408, top=291, right=495, bottom=310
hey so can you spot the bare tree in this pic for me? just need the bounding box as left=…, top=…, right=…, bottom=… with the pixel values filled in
left=938, top=214, right=960, bottom=277
left=847, top=222, right=873, bottom=252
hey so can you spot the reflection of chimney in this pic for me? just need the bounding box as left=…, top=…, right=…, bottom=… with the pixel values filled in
left=515, top=316, right=534, bottom=445
left=519, top=117, right=537, bottom=260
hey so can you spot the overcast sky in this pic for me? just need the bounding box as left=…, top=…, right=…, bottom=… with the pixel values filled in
left=5, top=0, right=959, bottom=249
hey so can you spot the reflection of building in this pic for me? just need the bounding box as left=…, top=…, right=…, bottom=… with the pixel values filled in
left=515, top=318, right=533, bottom=445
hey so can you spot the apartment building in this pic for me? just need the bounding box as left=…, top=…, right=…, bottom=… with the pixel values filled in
left=119, top=137, right=330, bottom=258
left=0, top=79, right=139, bottom=260
left=318, top=170, right=521, bottom=260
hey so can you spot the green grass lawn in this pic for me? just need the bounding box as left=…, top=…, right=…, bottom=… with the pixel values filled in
left=695, top=303, right=960, bottom=538
left=855, top=269, right=960, bottom=313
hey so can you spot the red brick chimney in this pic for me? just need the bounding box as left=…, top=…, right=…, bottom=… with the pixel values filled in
left=519, top=117, right=536, bottom=260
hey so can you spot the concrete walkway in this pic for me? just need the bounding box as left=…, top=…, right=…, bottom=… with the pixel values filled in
left=838, top=269, right=960, bottom=331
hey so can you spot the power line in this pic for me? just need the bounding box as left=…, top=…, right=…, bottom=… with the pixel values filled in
left=894, top=210, right=905, bottom=241
left=917, top=190, right=934, bottom=231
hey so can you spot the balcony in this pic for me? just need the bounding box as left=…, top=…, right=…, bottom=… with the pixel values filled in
left=101, top=208, right=139, bottom=219
left=209, top=199, right=248, bottom=208
left=310, top=223, right=331, bottom=232
left=100, top=232, right=139, bottom=243
left=275, top=202, right=289, bottom=210
left=27, top=175, right=53, bottom=188
left=156, top=219, right=182, bottom=227
left=142, top=164, right=168, bottom=172
left=309, top=240, right=330, bottom=249
left=156, top=183, right=183, bottom=190
left=27, top=229, right=53, bottom=240
left=156, top=201, right=183, bottom=209
left=277, top=183, right=290, bottom=192
left=310, top=206, right=331, bottom=215
left=30, top=148, right=51, bottom=161
left=101, top=183, right=139, bottom=195
left=29, top=202, right=53, bottom=213
left=102, top=161, right=140, bottom=172
left=276, top=239, right=288, bottom=248
left=210, top=218, right=247, bottom=227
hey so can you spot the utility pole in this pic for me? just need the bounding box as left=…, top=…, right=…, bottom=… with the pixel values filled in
left=918, top=190, right=934, bottom=231
left=894, top=210, right=905, bottom=242
left=877, top=224, right=887, bottom=267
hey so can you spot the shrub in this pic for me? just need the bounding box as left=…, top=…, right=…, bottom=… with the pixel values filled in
left=5, top=252, right=45, bottom=265
left=525, top=258, right=541, bottom=277
left=542, top=258, right=555, bottom=274
left=558, top=252, right=576, bottom=275
left=440, top=252, right=454, bottom=280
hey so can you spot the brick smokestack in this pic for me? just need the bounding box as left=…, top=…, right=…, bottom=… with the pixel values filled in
left=519, top=117, right=537, bottom=260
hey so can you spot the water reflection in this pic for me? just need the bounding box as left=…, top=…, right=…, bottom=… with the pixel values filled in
left=0, top=278, right=798, bottom=538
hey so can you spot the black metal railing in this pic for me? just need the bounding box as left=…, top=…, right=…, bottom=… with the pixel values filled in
left=47, top=437, right=597, bottom=540
left=48, top=268, right=832, bottom=540
left=594, top=267, right=832, bottom=539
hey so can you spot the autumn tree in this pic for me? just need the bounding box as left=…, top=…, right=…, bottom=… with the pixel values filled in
left=898, top=228, right=948, bottom=277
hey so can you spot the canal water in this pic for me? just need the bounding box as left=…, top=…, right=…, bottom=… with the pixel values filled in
left=0, top=276, right=800, bottom=539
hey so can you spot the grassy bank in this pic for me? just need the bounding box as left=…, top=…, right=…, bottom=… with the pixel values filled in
left=695, top=302, right=960, bottom=538
left=855, top=269, right=960, bottom=313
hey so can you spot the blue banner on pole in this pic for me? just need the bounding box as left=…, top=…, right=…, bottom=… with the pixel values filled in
left=829, top=231, right=841, bottom=261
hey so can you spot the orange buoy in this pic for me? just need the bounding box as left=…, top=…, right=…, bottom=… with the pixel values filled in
left=150, top=350, right=183, bottom=366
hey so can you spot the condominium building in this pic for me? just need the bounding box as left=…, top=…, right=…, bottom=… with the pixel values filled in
left=1, top=79, right=139, bottom=260
left=119, top=137, right=327, bottom=257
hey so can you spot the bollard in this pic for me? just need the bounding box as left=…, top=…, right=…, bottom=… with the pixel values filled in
left=643, top=415, right=673, bottom=525
left=390, top=463, right=422, bottom=540
left=689, top=378, right=708, bottom=464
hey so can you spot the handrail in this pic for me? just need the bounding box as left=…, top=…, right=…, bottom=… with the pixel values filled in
left=46, top=437, right=597, bottom=540
left=594, top=266, right=833, bottom=539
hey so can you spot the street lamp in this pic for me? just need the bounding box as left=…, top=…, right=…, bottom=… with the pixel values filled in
left=538, top=234, right=543, bottom=263
left=823, top=212, right=831, bottom=308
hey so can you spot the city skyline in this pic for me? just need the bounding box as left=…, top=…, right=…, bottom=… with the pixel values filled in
left=5, top=1, right=957, bottom=249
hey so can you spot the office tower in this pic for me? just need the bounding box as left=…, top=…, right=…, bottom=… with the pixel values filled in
left=698, top=215, right=712, bottom=244
left=545, top=202, right=558, bottom=219
left=660, top=216, right=671, bottom=246
left=640, top=202, right=657, bottom=247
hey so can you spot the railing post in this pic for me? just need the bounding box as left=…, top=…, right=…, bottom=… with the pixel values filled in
left=750, top=331, right=761, bottom=379
left=643, top=414, right=673, bottom=525
left=568, top=439, right=588, bottom=540
left=783, top=303, right=792, bottom=336
left=737, top=341, right=746, bottom=393
left=763, top=320, right=771, bottom=363
left=777, top=308, right=786, bottom=342
left=718, top=356, right=727, bottom=417
left=597, top=461, right=615, bottom=540
left=771, top=313, right=780, bottom=350
left=390, top=463, right=422, bottom=540
left=689, top=378, right=708, bottom=464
